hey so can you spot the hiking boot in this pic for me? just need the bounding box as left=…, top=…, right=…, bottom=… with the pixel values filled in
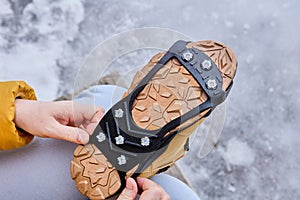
left=70, top=40, right=237, bottom=199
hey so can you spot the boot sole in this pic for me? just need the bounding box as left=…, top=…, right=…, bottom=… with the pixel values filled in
left=71, top=40, right=237, bottom=200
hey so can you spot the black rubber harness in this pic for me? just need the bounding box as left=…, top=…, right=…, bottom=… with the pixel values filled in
left=90, top=40, right=233, bottom=177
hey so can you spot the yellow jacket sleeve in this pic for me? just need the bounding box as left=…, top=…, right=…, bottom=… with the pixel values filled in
left=0, top=81, right=37, bottom=150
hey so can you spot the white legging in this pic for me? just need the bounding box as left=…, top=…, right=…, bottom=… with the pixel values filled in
left=0, top=85, right=200, bottom=200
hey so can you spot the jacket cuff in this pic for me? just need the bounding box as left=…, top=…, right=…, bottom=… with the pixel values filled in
left=0, top=81, right=37, bottom=150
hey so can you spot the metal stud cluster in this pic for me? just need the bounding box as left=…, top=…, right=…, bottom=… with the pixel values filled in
left=181, top=48, right=219, bottom=91
left=96, top=132, right=106, bottom=143
left=114, top=108, right=124, bottom=118
left=141, top=136, right=150, bottom=146
left=181, top=50, right=193, bottom=62
left=113, top=107, right=152, bottom=147
left=207, top=79, right=217, bottom=90
left=117, top=155, right=126, bottom=165
left=201, top=59, right=212, bottom=70
left=115, top=135, right=125, bottom=145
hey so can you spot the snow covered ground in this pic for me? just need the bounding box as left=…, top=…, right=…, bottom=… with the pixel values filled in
left=1, top=0, right=300, bottom=199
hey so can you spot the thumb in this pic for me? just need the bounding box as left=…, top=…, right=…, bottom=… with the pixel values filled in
left=117, top=178, right=138, bottom=200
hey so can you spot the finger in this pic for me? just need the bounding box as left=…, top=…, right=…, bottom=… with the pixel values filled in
left=117, top=178, right=138, bottom=200
left=90, top=110, right=104, bottom=123
left=82, top=111, right=104, bottom=134
left=52, top=122, right=90, bottom=144
left=85, top=121, right=99, bottom=135
left=137, top=178, right=169, bottom=200
left=136, top=177, right=160, bottom=191
left=72, top=102, right=104, bottom=124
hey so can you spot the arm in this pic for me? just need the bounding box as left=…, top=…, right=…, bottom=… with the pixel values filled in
left=0, top=81, right=37, bottom=150
left=0, top=81, right=104, bottom=151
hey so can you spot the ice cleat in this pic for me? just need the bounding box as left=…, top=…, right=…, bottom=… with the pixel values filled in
left=70, top=40, right=237, bottom=199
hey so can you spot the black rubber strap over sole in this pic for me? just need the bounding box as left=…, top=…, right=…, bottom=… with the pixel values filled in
left=89, top=40, right=233, bottom=176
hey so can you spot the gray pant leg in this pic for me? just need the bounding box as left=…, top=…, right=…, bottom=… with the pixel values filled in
left=150, top=174, right=201, bottom=200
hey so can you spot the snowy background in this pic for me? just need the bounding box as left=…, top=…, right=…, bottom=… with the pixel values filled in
left=1, top=0, right=300, bottom=199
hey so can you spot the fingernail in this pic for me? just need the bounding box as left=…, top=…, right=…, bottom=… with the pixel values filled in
left=77, top=132, right=89, bottom=144
left=83, top=133, right=89, bottom=144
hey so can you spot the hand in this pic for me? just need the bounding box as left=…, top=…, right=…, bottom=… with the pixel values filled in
left=117, top=177, right=170, bottom=200
left=14, top=99, right=104, bottom=144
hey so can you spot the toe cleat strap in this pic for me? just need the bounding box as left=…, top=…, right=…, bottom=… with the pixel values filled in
left=168, top=40, right=229, bottom=106
left=90, top=40, right=233, bottom=175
